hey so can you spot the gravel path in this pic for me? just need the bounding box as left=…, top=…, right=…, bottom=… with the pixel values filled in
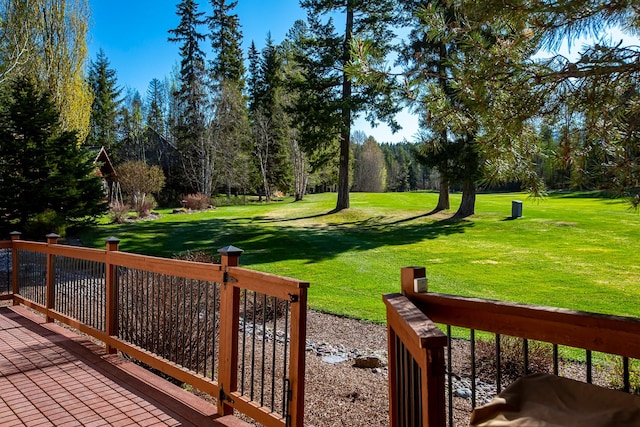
left=304, top=311, right=390, bottom=427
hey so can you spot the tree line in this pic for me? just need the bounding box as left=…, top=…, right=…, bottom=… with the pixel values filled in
left=1, top=1, right=638, bottom=237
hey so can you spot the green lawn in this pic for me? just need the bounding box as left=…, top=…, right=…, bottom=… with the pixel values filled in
left=81, top=191, right=640, bottom=323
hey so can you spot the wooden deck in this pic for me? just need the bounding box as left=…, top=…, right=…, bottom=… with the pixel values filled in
left=0, top=305, right=251, bottom=427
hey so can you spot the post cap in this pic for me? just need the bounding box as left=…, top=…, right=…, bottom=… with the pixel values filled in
left=10, top=231, right=21, bottom=237
left=105, top=237, right=121, bottom=244
left=217, top=245, right=244, bottom=257
left=46, top=233, right=60, bottom=239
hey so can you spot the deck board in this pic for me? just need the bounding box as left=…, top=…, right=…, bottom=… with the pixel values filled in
left=0, top=306, right=251, bottom=427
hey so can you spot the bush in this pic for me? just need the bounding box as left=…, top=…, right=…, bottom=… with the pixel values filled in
left=110, top=202, right=130, bottom=224
left=24, top=210, right=67, bottom=239
left=212, top=195, right=247, bottom=207
left=604, top=356, right=640, bottom=394
left=474, top=336, right=553, bottom=385
left=136, top=194, right=157, bottom=217
left=182, top=193, right=211, bottom=210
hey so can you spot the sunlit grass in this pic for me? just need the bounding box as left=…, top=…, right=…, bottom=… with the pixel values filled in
left=81, top=191, right=640, bottom=323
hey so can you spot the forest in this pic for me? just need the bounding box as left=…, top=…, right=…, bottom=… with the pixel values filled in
left=0, top=1, right=639, bottom=234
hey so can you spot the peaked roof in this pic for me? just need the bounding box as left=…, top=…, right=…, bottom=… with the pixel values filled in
left=89, top=146, right=117, bottom=181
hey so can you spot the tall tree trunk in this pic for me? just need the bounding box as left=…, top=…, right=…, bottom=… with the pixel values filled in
left=455, top=179, right=476, bottom=218
left=335, top=3, right=354, bottom=212
left=435, top=175, right=450, bottom=211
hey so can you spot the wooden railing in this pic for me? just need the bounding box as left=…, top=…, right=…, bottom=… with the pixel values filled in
left=1, top=233, right=308, bottom=427
left=385, top=266, right=640, bottom=427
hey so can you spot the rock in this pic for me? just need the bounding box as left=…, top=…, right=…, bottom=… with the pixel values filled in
left=322, top=355, right=348, bottom=364
left=455, top=387, right=472, bottom=399
left=354, top=355, right=387, bottom=369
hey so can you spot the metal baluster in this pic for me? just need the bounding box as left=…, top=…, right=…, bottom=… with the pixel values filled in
left=271, top=296, right=278, bottom=411
left=523, top=338, right=529, bottom=375
left=586, top=350, right=592, bottom=384
left=281, top=301, right=290, bottom=416
left=241, top=289, right=247, bottom=395
left=196, top=280, right=202, bottom=373
left=471, top=329, right=476, bottom=408
left=212, top=282, right=219, bottom=381
left=447, top=325, right=453, bottom=427
left=496, top=333, right=502, bottom=394
left=260, top=293, right=268, bottom=406
left=623, top=357, right=630, bottom=393
left=204, top=281, right=210, bottom=378
left=553, top=344, right=559, bottom=376
left=250, top=291, right=257, bottom=400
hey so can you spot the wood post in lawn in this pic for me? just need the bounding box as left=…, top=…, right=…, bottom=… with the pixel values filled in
left=45, top=233, right=59, bottom=322
left=10, top=231, right=21, bottom=302
left=105, top=237, right=120, bottom=354
left=217, top=245, right=243, bottom=416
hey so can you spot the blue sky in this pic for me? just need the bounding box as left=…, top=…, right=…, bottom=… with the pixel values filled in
left=88, top=0, right=417, bottom=143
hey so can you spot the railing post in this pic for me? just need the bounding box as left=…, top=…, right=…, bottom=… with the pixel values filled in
left=105, top=237, right=120, bottom=354
left=45, top=233, right=59, bottom=322
left=396, top=267, right=447, bottom=427
left=289, top=286, right=308, bottom=427
left=10, top=231, right=21, bottom=304
left=217, top=245, right=243, bottom=416
left=401, top=266, right=426, bottom=297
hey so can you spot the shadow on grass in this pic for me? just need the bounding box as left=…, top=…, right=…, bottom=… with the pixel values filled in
left=82, top=213, right=474, bottom=267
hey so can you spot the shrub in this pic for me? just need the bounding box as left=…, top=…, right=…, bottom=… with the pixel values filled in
left=24, top=210, right=67, bottom=238
left=474, top=335, right=553, bottom=385
left=117, top=161, right=165, bottom=214
left=110, top=202, right=130, bottom=224
left=604, top=356, right=640, bottom=394
left=182, top=193, right=211, bottom=210
left=212, top=195, right=247, bottom=206
left=136, top=194, right=157, bottom=217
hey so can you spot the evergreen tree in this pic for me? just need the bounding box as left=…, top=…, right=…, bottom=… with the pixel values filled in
left=168, top=0, right=213, bottom=196
left=0, top=78, right=106, bottom=237
left=390, top=1, right=542, bottom=217
left=86, top=49, right=122, bottom=157
left=297, top=1, right=401, bottom=211
left=249, top=34, right=292, bottom=202
left=208, top=0, right=245, bottom=89
left=280, top=22, right=315, bottom=201
left=207, top=0, right=251, bottom=198
left=442, top=1, right=640, bottom=205
left=146, top=78, right=167, bottom=138
left=118, top=89, right=146, bottom=161
left=211, top=80, right=252, bottom=197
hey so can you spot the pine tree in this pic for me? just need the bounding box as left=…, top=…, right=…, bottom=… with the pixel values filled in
left=392, top=0, right=542, bottom=217
left=86, top=49, right=122, bottom=157
left=118, top=89, right=146, bottom=161
left=433, top=1, right=640, bottom=205
left=146, top=78, right=167, bottom=138
left=0, top=78, right=106, bottom=237
left=168, top=0, right=213, bottom=196
left=207, top=0, right=251, bottom=198
left=297, top=0, right=401, bottom=211
left=208, top=0, right=245, bottom=88
left=248, top=34, right=292, bottom=202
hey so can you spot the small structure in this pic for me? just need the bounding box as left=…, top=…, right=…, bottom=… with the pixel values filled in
left=90, top=146, right=118, bottom=203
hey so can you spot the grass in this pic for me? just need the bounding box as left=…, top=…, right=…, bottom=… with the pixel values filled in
left=80, top=191, right=640, bottom=323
